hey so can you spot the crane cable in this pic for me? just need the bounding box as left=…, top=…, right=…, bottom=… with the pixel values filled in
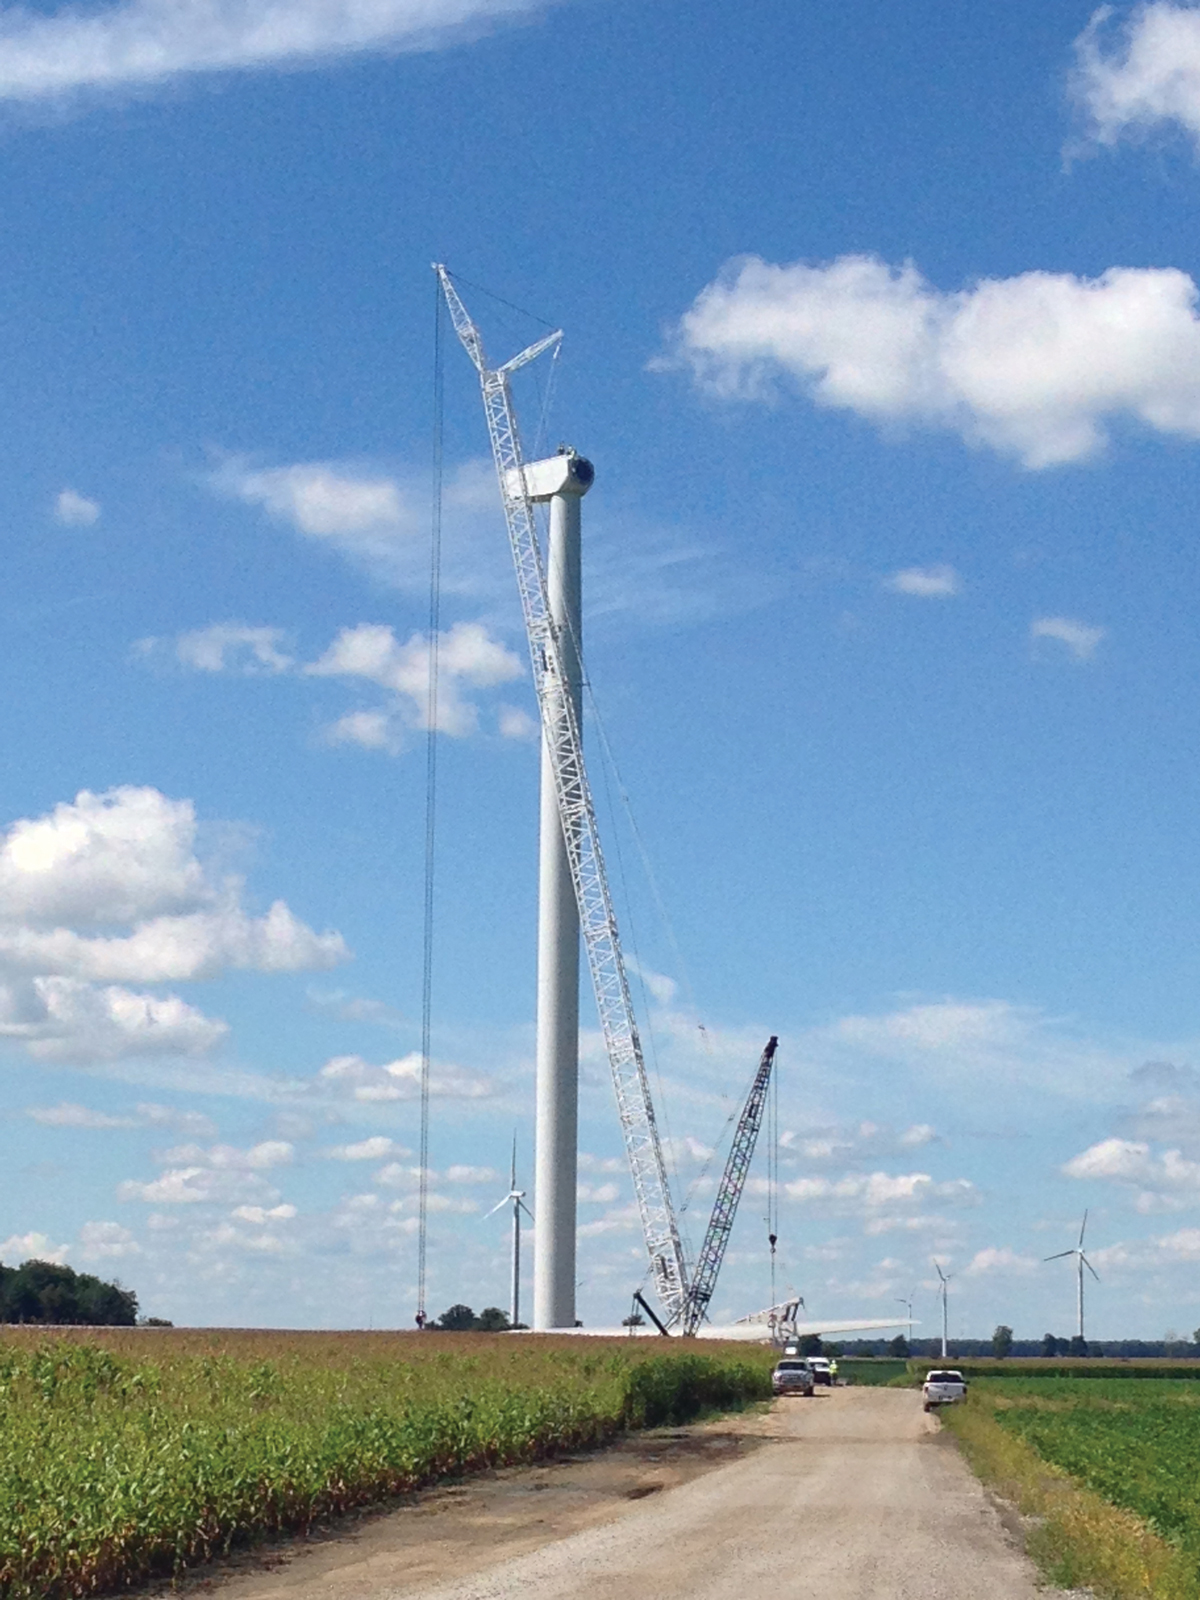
left=767, top=1047, right=780, bottom=1307
left=417, top=276, right=445, bottom=1327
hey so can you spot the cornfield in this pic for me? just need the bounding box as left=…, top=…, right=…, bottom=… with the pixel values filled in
left=0, top=1328, right=773, bottom=1599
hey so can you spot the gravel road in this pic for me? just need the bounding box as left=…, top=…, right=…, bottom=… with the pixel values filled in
left=200, top=1387, right=1078, bottom=1600
left=407, top=1388, right=1058, bottom=1600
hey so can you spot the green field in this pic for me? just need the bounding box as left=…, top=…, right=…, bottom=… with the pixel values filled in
left=947, top=1375, right=1200, bottom=1599
left=836, top=1357, right=908, bottom=1385
left=0, top=1328, right=772, bottom=1600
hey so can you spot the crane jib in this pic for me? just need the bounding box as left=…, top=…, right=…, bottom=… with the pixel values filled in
left=434, top=266, right=690, bottom=1325
left=682, top=1036, right=779, bottom=1337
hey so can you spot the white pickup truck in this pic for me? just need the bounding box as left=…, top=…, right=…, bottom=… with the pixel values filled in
left=922, top=1369, right=968, bottom=1411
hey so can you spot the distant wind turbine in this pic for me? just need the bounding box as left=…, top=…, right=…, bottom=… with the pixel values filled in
left=1045, top=1210, right=1100, bottom=1343
left=934, top=1262, right=953, bottom=1358
left=484, top=1137, right=533, bottom=1329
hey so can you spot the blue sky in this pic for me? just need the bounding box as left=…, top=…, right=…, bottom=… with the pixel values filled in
left=7, top=0, right=1200, bottom=1340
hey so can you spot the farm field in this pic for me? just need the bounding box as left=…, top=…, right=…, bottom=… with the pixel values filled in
left=947, top=1375, right=1200, bottom=1600
left=0, top=1328, right=773, bottom=1600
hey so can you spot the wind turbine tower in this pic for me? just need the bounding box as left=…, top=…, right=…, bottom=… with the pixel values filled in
left=935, top=1262, right=952, bottom=1358
left=524, top=448, right=594, bottom=1331
left=485, top=1138, right=534, bottom=1328
left=1045, top=1211, right=1100, bottom=1343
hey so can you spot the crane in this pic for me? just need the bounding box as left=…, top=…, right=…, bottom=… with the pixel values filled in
left=434, top=265, right=690, bottom=1325
left=682, top=1036, right=779, bottom=1335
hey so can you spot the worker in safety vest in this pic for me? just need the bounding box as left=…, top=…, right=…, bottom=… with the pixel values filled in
left=828, top=1357, right=839, bottom=1384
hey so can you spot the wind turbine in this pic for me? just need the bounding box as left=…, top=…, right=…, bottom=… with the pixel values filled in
left=934, top=1262, right=952, bottom=1358
left=896, top=1289, right=915, bottom=1348
left=1045, top=1210, right=1099, bottom=1344
left=484, top=1138, right=534, bottom=1329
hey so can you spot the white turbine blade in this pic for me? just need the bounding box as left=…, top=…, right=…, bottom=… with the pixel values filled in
left=1079, top=1209, right=1088, bottom=1248
left=1083, top=1254, right=1100, bottom=1282
left=518, top=1198, right=536, bottom=1222
left=483, top=1195, right=509, bottom=1220
left=1044, top=1250, right=1074, bottom=1262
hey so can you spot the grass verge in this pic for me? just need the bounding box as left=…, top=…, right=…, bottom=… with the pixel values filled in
left=943, top=1392, right=1198, bottom=1599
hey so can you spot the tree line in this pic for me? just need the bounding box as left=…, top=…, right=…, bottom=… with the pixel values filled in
left=0, top=1259, right=138, bottom=1325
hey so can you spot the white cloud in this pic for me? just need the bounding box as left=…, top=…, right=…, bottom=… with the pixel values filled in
left=0, top=787, right=346, bottom=1063
left=159, top=1139, right=294, bottom=1170
left=445, top=1164, right=499, bottom=1183
left=497, top=704, right=538, bottom=740
left=0, top=787, right=208, bottom=926
left=1031, top=616, right=1106, bottom=662
left=28, top=1100, right=134, bottom=1128
left=825, top=996, right=1132, bottom=1099
left=78, top=1220, right=141, bottom=1259
left=308, top=620, right=523, bottom=742
left=1154, top=1226, right=1200, bottom=1260
left=0, top=1230, right=69, bottom=1264
left=212, top=457, right=503, bottom=593
left=231, top=1203, right=296, bottom=1224
left=0, top=0, right=540, bottom=103
left=963, top=1245, right=1039, bottom=1276
left=325, top=1136, right=409, bottom=1161
left=173, top=624, right=294, bottom=674
left=1072, top=3, right=1200, bottom=149
left=668, top=252, right=1200, bottom=467
left=578, top=1152, right=625, bottom=1174
left=118, top=1165, right=278, bottom=1205
left=884, top=564, right=961, bottom=598
left=783, top=1170, right=975, bottom=1211
left=1064, top=1136, right=1200, bottom=1210
left=577, top=1181, right=620, bottom=1203
left=317, top=1051, right=493, bottom=1101
left=54, top=488, right=99, bottom=526
left=26, top=1099, right=216, bottom=1134
left=578, top=1202, right=642, bottom=1238
left=899, top=1123, right=936, bottom=1147
left=0, top=977, right=226, bottom=1061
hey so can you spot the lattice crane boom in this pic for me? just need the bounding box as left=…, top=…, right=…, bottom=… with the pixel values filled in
left=682, top=1036, right=779, bottom=1336
left=434, top=265, right=690, bottom=1324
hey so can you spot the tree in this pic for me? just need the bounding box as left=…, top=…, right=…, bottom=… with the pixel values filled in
left=622, top=1313, right=645, bottom=1327
left=992, top=1325, right=1013, bottom=1359
left=474, top=1307, right=511, bottom=1333
left=436, top=1303, right=477, bottom=1331
left=798, top=1334, right=823, bottom=1357
left=0, top=1260, right=137, bottom=1325
left=888, top=1334, right=910, bottom=1358
left=1041, top=1333, right=1059, bottom=1356
left=1069, top=1335, right=1088, bottom=1357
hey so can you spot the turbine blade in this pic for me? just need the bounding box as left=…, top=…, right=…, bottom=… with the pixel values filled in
left=511, top=1131, right=517, bottom=1191
left=1044, top=1250, right=1074, bottom=1261
left=1084, top=1255, right=1100, bottom=1282
left=483, top=1196, right=509, bottom=1220
left=1079, top=1209, right=1088, bottom=1248
left=518, top=1199, right=535, bottom=1222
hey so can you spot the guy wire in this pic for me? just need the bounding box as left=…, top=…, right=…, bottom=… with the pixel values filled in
left=417, top=277, right=444, bottom=1326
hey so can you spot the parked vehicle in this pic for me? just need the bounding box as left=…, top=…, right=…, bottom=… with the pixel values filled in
left=807, top=1356, right=834, bottom=1386
left=771, top=1359, right=816, bottom=1396
left=922, top=1369, right=968, bottom=1411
